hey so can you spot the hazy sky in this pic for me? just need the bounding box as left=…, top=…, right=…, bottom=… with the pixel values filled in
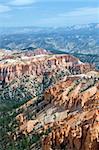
left=0, top=0, right=99, bottom=27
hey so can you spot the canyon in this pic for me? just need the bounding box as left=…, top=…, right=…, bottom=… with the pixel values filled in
left=0, top=50, right=94, bottom=85
left=0, top=49, right=99, bottom=150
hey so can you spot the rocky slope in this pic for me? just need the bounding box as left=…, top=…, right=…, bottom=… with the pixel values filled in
left=0, top=50, right=94, bottom=86
left=42, top=76, right=99, bottom=150
left=0, top=51, right=99, bottom=150
left=0, top=73, right=98, bottom=150
left=43, top=80, right=99, bottom=150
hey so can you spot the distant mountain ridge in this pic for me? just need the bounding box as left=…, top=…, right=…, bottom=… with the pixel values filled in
left=0, top=23, right=98, bottom=35
left=0, top=23, right=99, bottom=53
left=0, top=23, right=99, bottom=69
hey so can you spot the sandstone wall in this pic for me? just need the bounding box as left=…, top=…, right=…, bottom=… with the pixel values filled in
left=0, top=55, right=94, bottom=85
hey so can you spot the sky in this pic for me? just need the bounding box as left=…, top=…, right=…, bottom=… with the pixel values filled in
left=0, top=0, right=99, bottom=27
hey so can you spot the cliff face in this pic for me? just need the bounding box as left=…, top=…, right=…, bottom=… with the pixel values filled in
left=42, top=118, right=99, bottom=150
left=42, top=77, right=99, bottom=150
left=2, top=75, right=97, bottom=150
left=0, top=51, right=98, bottom=150
left=0, top=54, right=94, bottom=85
left=44, top=77, right=98, bottom=110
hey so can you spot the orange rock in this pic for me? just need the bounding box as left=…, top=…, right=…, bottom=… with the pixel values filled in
left=0, top=54, right=94, bottom=85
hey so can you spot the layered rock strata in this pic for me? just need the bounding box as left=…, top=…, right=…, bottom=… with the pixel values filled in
left=0, top=54, right=94, bottom=85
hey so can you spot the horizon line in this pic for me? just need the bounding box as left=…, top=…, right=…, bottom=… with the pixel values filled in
left=0, top=22, right=99, bottom=28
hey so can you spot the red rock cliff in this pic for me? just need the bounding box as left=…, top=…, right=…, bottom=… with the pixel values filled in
left=0, top=54, right=94, bottom=84
left=42, top=77, right=99, bottom=150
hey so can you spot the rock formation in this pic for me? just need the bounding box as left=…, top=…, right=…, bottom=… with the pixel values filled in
left=0, top=53, right=94, bottom=85
left=0, top=50, right=98, bottom=150
left=42, top=76, right=99, bottom=150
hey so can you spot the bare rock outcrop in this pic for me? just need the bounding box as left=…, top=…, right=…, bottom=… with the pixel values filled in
left=0, top=54, right=94, bottom=85
left=42, top=76, right=99, bottom=150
